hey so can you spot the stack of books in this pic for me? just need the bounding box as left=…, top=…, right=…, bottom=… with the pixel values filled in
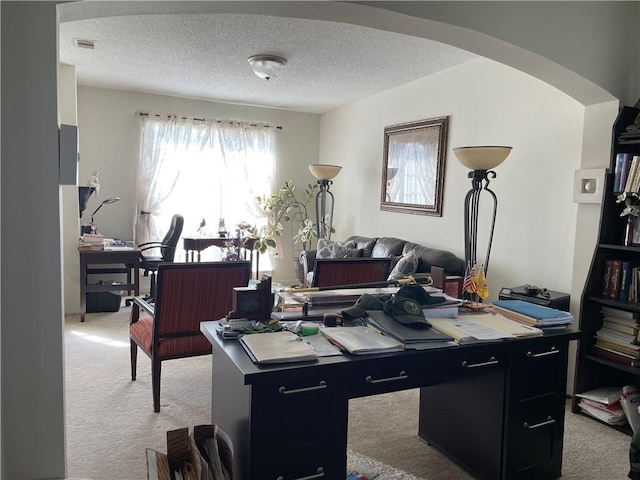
left=490, top=300, right=573, bottom=329
left=575, top=387, right=627, bottom=426
left=592, top=306, right=640, bottom=367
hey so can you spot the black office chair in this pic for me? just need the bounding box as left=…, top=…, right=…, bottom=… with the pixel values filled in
left=136, top=214, right=184, bottom=303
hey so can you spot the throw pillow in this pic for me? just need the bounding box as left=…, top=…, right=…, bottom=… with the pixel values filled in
left=387, top=249, right=419, bottom=280
left=316, top=239, right=360, bottom=259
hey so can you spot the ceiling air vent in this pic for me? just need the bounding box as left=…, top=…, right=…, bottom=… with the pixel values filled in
left=73, top=38, right=96, bottom=49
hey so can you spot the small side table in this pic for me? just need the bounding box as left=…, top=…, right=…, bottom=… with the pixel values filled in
left=78, top=246, right=140, bottom=322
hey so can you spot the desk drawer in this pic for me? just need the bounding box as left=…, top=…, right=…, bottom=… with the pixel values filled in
left=252, top=442, right=342, bottom=480
left=346, top=351, right=449, bottom=397
left=508, top=340, right=569, bottom=412
left=505, top=406, right=564, bottom=479
left=251, top=373, right=335, bottom=447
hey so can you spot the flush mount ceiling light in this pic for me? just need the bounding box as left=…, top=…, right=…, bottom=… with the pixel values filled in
left=248, top=54, right=287, bottom=81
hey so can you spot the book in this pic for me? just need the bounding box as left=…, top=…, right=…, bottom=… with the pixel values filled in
left=602, top=319, right=638, bottom=336
left=365, top=310, right=454, bottom=344
left=615, top=153, right=633, bottom=192
left=624, top=155, right=640, bottom=192
left=601, top=305, right=639, bottom=319
left=591, top=344, right=639, bottom=367
left=620, top=261, right=633, bottom=301
left=602, top=260, right=613, bottom=296
left=319, top=326, right=404, bottom=354
left=239, top=331, right=318, bottom=364
left=609, top=260, right=622, bottom=299
left=594, top=337, right=640, bottom=357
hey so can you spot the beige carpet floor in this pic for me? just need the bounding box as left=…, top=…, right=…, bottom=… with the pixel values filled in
left=65, top=307, right=631, bottom=479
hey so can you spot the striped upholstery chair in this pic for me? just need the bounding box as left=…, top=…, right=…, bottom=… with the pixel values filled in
left=130, top=261, right=251, bottom=412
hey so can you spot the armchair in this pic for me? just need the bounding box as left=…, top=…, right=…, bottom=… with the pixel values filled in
left=129, top=261, right=251, bottom=412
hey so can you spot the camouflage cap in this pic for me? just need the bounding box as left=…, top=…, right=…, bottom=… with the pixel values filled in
left=383, top=296, right=431, bottom=326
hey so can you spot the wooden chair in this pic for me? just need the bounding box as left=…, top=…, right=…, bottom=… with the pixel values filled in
left=311, top=257, right=392, bottom=288
left=129, top=261, right=251, bottom=412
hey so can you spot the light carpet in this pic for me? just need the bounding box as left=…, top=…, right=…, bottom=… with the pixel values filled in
left=65, top=308, right=631, bottom=479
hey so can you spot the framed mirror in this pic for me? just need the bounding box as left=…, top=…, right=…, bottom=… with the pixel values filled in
left=380, top=116, right=449, bottom=216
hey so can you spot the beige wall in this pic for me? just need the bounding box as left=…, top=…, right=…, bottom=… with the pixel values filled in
left=68, top=86, right=321, bottom=311
left=321, top=57, right=585, bottom=299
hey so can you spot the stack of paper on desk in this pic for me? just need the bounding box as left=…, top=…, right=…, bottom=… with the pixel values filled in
left=428, top=313, right=543, bottom=344
left=239, top=331, right=318, bottom=364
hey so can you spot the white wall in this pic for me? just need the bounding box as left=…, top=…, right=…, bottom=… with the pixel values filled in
left=320, top=57, right=584, bottom=301
left=68, top=87, right=321, bottom=311
left=1, top=2, right=66, bottom=479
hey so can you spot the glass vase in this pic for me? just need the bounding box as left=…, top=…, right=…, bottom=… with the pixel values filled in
left=625, top=216, right=635, bottom=246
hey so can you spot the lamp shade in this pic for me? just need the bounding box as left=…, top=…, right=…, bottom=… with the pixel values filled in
left=309, top=164, right=342, bottom=180
left=453, top=146, right=512, bottom=170
left=248, top=55, right=287, bottom=81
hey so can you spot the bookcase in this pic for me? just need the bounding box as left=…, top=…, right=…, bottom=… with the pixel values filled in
left=573, top=101, right=640, bottom=435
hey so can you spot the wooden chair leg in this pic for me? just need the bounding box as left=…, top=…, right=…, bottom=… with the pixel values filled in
left=130, top=340, right=138, bottom=381
left=152, top=356, right=162, bottom=412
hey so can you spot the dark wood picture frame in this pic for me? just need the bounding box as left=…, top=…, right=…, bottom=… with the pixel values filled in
left=381, top=116, right=449, bottom=216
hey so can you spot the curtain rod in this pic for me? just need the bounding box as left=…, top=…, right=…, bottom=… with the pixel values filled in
left=136, top=111, right=283, bottom=130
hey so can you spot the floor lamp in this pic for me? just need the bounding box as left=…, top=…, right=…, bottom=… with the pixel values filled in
left=309, top=164, right=342, bottom=240
left=453, top=146, right=512, bottom=275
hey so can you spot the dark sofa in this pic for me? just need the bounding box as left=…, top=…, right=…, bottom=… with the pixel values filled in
left=299, top=235, right=466, bottom=288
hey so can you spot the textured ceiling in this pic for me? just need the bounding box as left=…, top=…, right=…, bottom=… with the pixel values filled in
left=59, top=12, right=478, bottom=114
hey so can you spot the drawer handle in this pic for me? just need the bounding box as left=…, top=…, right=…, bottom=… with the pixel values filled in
left=277, top=467, right=324, bottom=480
left=527, top=346, right=559, bottom=358
left=279, top=381, right=327, bottom=395
left=461, top=356, right=498, bottom=368
left=523, top=416, right=556, bottom=429
left=365, top=370, right=408, bottom=384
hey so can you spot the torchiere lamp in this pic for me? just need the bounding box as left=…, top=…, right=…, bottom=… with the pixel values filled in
left=90, top=196, right=120, bottom=233
left=454, top=146, right=512, bottom=274
left=308, top=164, right=342, bottom=240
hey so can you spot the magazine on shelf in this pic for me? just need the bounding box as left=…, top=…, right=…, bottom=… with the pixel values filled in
left=621, top=385, right=640, bottom=433
left=575, top=386, right=622, bottom=405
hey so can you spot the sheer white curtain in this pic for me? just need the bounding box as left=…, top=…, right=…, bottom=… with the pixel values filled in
left=216, top=120, right=275, bottom=223
left=135, top=114, right=276, bottom=264
left=134, top=115, right=216, bottom=246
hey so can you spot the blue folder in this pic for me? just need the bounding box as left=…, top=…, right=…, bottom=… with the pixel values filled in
left=491, top=300, right=571, bottom=321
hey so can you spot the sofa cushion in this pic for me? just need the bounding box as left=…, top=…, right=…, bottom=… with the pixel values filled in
left=344, top=236, right=378, bottom=257
left=316, top=239, right=361, bottom=260
left=387, top=249, right=419, bottom=280
left=371, top=237, right=407, bottom=258
left=403, top=242, right=466, bottom=276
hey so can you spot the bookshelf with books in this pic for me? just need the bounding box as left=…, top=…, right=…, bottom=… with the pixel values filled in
left=574, top=101, right=640, bottom=436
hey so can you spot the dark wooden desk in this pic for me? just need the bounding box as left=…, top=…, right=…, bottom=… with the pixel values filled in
left=183, top=237, right=259, bottom=279
left=78, top=246, right=140, bottom=322
left=201, top=322, right=579, bottom=480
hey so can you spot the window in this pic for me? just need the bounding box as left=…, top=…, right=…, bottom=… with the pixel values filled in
left=135, top=115, right=276, bottom=262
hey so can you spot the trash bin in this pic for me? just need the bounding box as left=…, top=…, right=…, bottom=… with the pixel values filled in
left=86, top=281, right=123, bottom=312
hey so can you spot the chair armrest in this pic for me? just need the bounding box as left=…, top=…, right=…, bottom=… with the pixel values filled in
left=130, top=296, right=155, bottom=324
left=138, top=243, right=177, bottom=255
left=299, top=249, right=317, bottom=288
